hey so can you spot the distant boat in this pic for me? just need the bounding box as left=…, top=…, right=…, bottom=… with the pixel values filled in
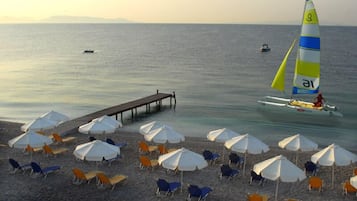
left=260, top=44, right=271, bottom=52
left=257, top=0, right=342, bottom=118
left=83, top=50, right=94, bottom=53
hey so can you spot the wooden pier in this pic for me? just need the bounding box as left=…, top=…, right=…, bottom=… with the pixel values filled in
left=54, top=91, right=176, bottom=135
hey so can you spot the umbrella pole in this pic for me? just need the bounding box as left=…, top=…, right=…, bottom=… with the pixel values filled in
left=332, top=164, right=335, bottom=188
left=295, top=151, right=299, bottom=165
left=274, top=179, right=280, bottom=201
left=222, top=146, right=225, bottom=161
left=180, top=171, right=183, bottom=192
left=243, top=152, right=247, bottom=176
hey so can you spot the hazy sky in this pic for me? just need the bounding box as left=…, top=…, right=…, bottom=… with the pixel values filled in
left=1, top=0, right=356, bottom=25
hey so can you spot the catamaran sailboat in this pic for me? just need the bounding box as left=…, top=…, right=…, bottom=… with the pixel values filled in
left=257, top=0, right=343, bottom=118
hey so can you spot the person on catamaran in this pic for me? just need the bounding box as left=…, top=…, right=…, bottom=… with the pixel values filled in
left=313, top=92, right=325, bottom=107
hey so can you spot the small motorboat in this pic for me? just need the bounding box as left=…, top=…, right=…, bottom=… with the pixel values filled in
left=260, top=44, right=271, bottom=52
left=83, top=50, right=94, bottom=53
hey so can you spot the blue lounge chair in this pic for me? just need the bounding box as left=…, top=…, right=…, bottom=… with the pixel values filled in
left=229, top=152, right=244, bottom=167
left=220, top=164, right=239, bottom=180
left=187, top=184, right=212, bottom=201
left=30, top=162, right=61, bottom=178
left=156, top=178, right=181, bottom=196
left=249, top=170, right=265, bottom=186
left=202, top=150, right=220, bottom=164
left=102, top=155, right=122, bottom=166
left=88, top=136, right=96, bottom=142
left=106, top=138, right=127, bottom=148
left=304, top=161, right=318, bottom=176
left=8, top=158, right=31, bottom=174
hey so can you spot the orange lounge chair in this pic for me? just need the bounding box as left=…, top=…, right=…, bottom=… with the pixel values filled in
left=52, top=133, right=77, bottom=144
left=308, top=176, right=323, bottom=192
left=24, top=144, right=43, bottom=154
left=342, top=180, right=357, bottom=195
left=96, top=172, right=127, bottom=190
left=158, top=144, right=169, bottom=154
left=139, top=156, right=159, bottom=170
left=72, top=168, right=103, bottom=185
left=158, top=144, right=176, bottom=154
left=138, top=141, right=158, bottom=154
left=247, top=193, right=268, bottom=201
left=43, top=144, right=68, bottom=157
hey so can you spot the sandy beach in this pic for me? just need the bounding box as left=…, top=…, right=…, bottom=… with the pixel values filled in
left=1, top=120, right=356, bottom=201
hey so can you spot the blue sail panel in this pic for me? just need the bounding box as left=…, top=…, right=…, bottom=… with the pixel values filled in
left=292, top=86, right=319, bottom=94
left=299, top=36, right=320, bottom=50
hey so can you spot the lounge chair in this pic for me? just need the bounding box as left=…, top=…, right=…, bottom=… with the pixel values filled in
left=202, top=150, right=220, bottom=164
left=106, top=138, right=127, bottom=148
left=187, top=184, right=212, bottom=201
left=89, top=136, right=96, bottom=141
left=158, top=144, right=169, bottom=154
left=342, top=180, right=357, bottom=195
left=353, top=167, right=357, bottom=176
left=304, top=161, right=318, bottom=176
left=156, top=178, right=181, bottom=196
left=158, top=144, right=176, bottom=155
left=228, top=152, right=244, bottom=167
left=220, top=164, right=239, bottom=180
left=72, top=168, right=103, bottom=185
left=308, top=176, right=323, bottom=192
left=247, top=193, right=268, bottom=201
left=138, top=141, right=158, bottom=154
left=43, top=144, right=68, bottom=157
left=139, top=156, right=159, bottom=170
left=102, top=154, right=122, bottom=167
left=96, top=172, right=127, bottom=190
left=30, top=162, right=61, bottom=178
left=229, top=152, right=244, bottom=167
left=8, top=158, right=31, bottom=174
left=24, top=144, right=42, bottom=154
left=249, top=170, right=265, bottom=186
left=52, top=133, right=77, bottom=144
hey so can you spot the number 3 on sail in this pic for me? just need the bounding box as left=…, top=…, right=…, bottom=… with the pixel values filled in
left=257, top=0, right=343, bottom=118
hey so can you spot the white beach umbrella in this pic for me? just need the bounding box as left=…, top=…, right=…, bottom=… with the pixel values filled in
left=278, top=134, right=318, bottom=164
left=139, top=121, right=169, bottom=135
left=78, top=120, right=116, bottom=135
left=8, top=130, right=53, bottom=149
left=21, top=117, right=57, bottom=132
left=144, top=125, right=185, bottom=144
left=73, top=140, right=120, bottom=161
left=40, top=110, right=70, bottom=124
left=311, top=143, right=357, bottom=187
left=92, top=115, right=122, bottom=128
left=207, top=128, right=240, bottom=143
left=350, top=175, right=357, bottom=189
left=207, top=128, right=240, bottom=159
left=158, top=147, right=208, bottom=191
left=253, top=155, right=306, bottom=201
left=224, top=133, right=269, bottom=175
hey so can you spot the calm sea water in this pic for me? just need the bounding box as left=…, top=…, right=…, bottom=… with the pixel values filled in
left=0, top=24, right=356, bottom=150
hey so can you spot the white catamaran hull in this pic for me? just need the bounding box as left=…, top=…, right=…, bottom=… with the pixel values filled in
left=258, top=96, right=343, bottom=118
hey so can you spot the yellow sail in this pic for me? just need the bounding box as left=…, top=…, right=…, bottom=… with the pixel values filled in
left=271, top=39, right=297, bottom=92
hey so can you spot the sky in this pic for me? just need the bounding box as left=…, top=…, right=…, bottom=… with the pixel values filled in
left=0, top=0, right=356, bottom=26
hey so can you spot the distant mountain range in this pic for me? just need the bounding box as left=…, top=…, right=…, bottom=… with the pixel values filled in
left=41, top=16, right=132, bottom=23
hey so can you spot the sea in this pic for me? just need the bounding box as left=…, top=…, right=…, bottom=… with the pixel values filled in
left=0, top=24, right=356, bottom=151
